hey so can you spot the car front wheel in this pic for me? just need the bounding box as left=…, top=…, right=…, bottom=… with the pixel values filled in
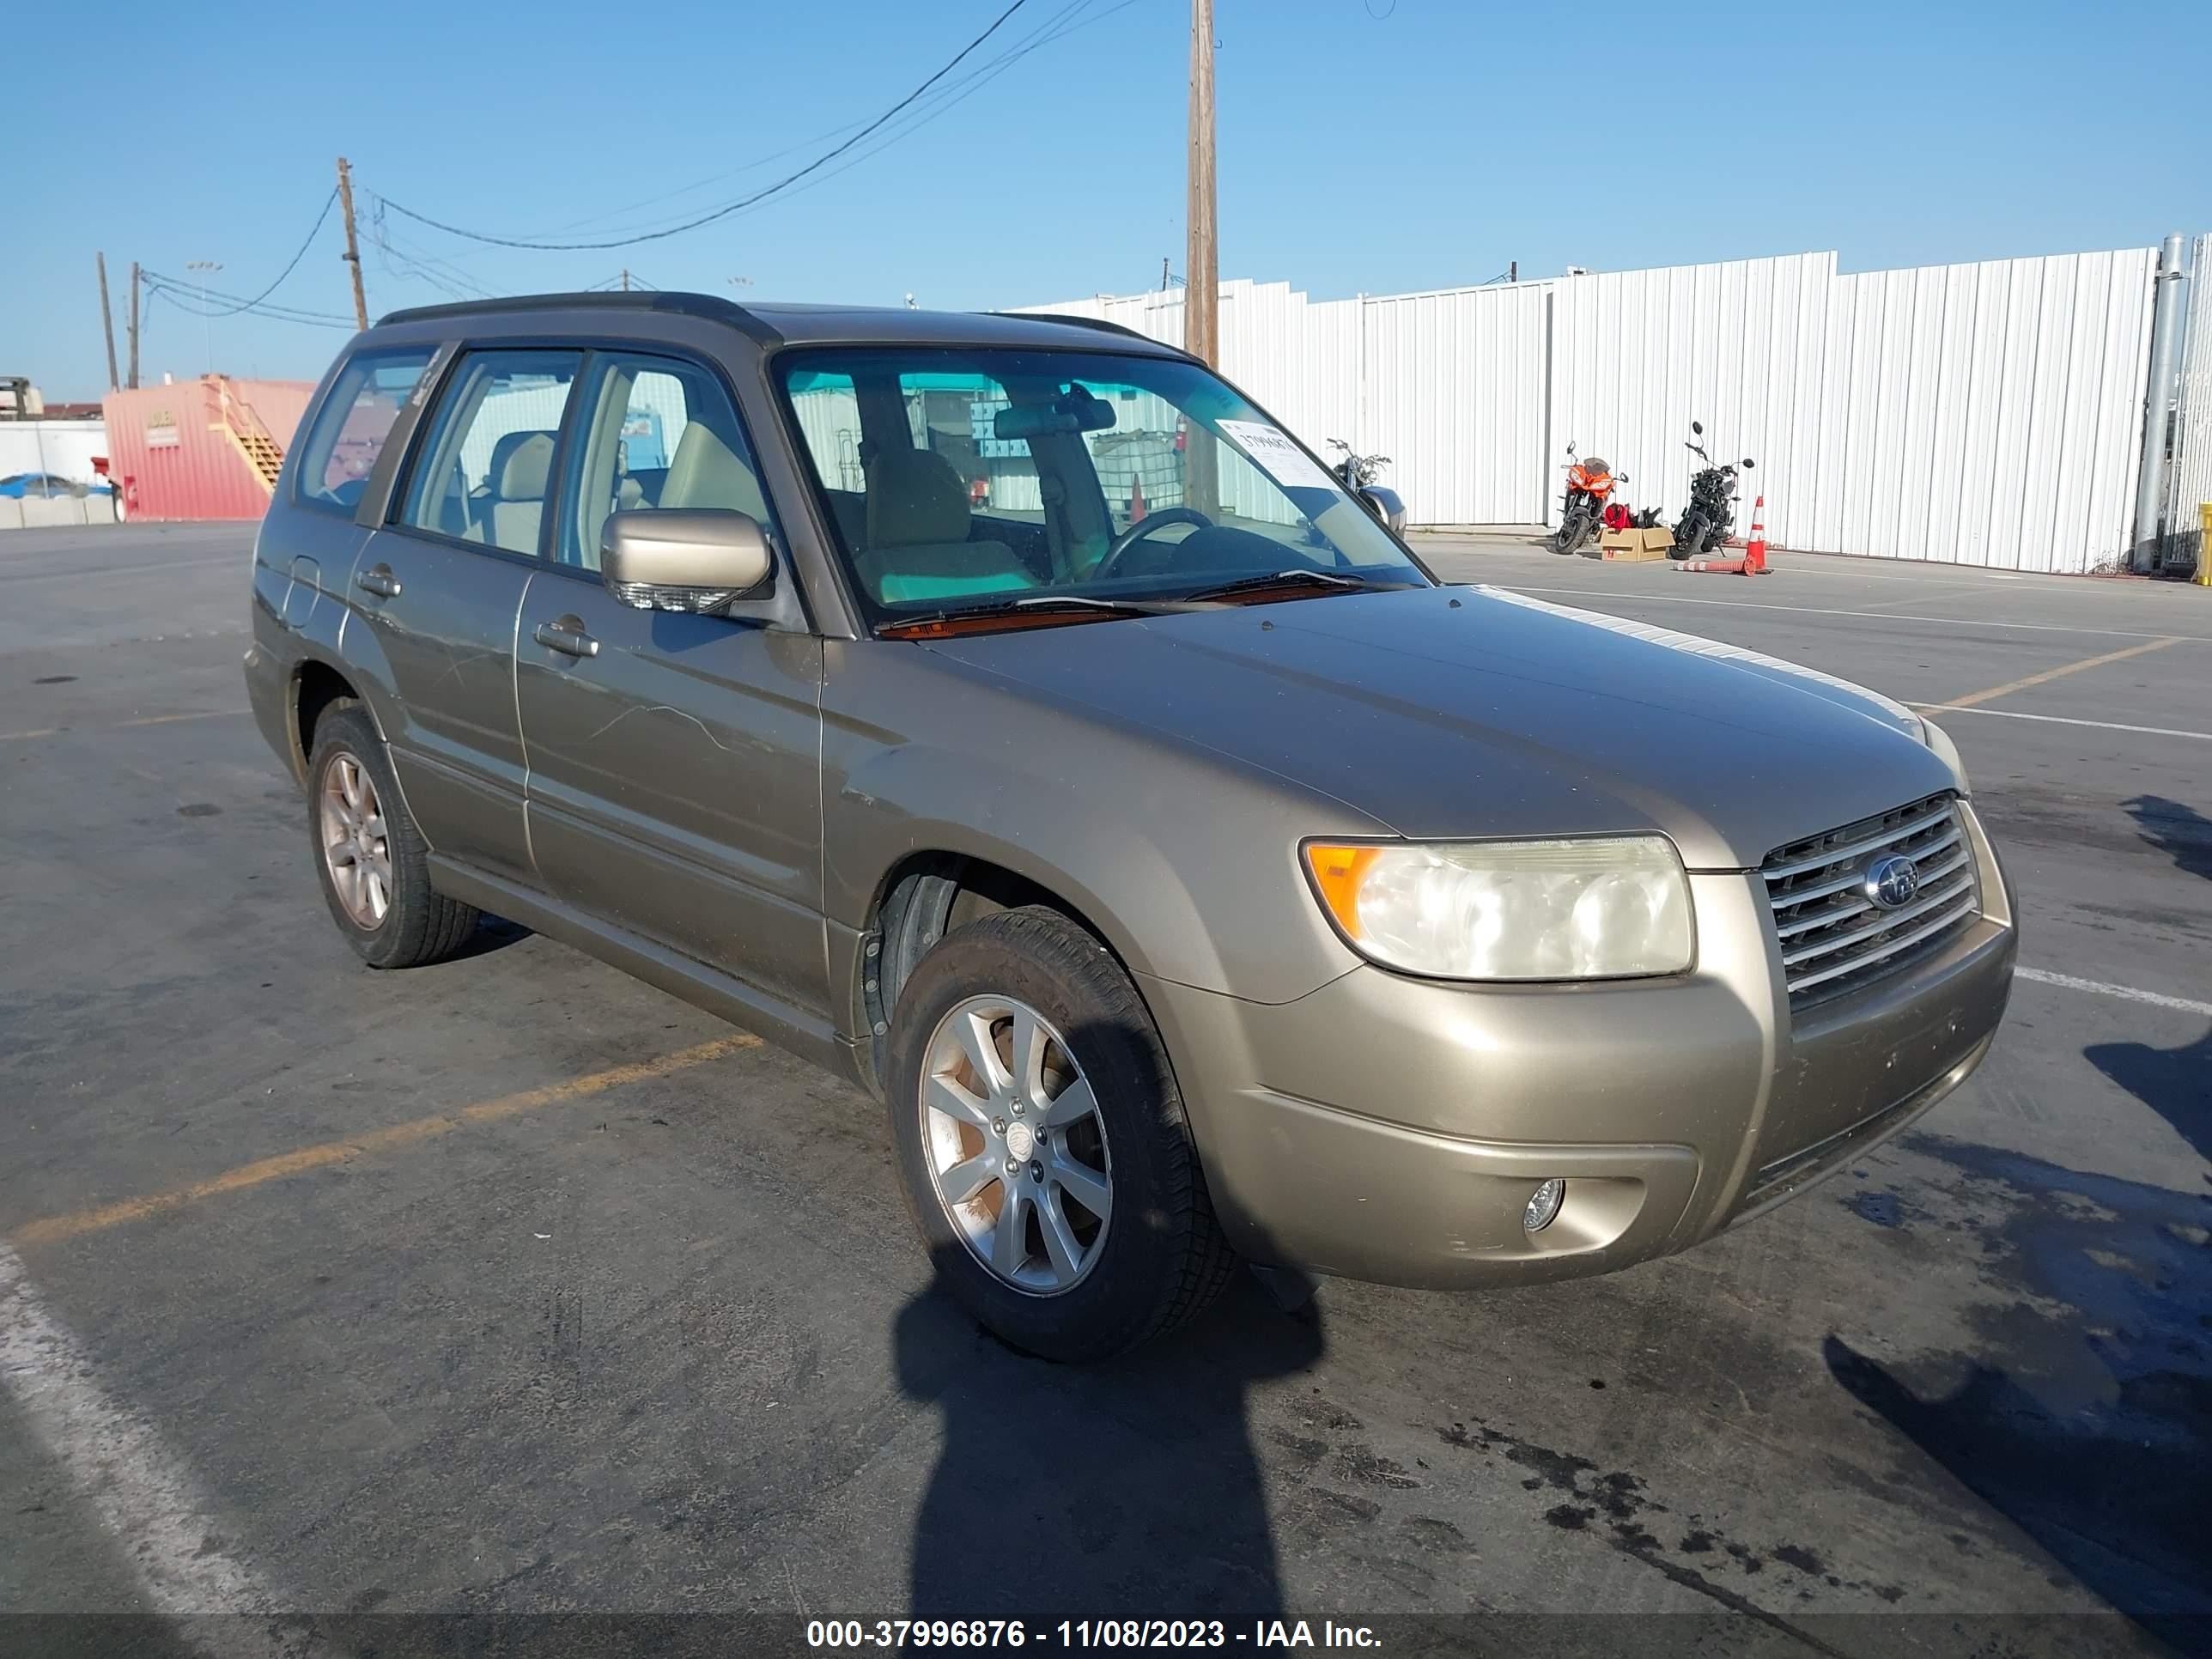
left=887, top=906, right=1237, bottom=1361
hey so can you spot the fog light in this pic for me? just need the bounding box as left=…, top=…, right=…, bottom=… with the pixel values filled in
left=1523, top=1178, right=1565, bottom=1234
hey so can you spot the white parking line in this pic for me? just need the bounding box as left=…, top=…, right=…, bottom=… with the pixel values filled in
left=1912, top=704, right=2212, bottom=743
left=2016, top=967, right=2212, bottom=1018
left=0, top=1242, right=310, bottom=1654
left=1487, top=584, right=2209, bottom=642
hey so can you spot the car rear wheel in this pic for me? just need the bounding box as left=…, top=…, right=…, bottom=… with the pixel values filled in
left=887, top=906, right=1237, bottom=1361
left=307, top=702, right=481, bottom=969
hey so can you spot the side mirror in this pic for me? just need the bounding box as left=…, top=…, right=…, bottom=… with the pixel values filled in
left=601, top=508, right=773, bottom=613
left=1741, top=458, right=1756, bottom=470
left=1566, top=441, right=1577, bottom=456
left=1357, top=485, right=1407, bottom=535
left=1691, top=421, right=1704, bottom=435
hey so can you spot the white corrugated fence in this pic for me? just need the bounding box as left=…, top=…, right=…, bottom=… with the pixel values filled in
left=1024, top=242, right=2180, bottom=574
left=2166, top=233, right=2212, bottom=572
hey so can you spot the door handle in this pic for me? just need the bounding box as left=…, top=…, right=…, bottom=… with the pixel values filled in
left=356, top=563, right=403, bottom=599
left=533, top=616, right=600, bottom=659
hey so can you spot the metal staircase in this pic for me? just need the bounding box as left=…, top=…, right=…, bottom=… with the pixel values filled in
left=205, top=375, right=285, bottom=495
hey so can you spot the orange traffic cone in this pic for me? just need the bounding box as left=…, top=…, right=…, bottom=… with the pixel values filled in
left=1742, top=495, right=1768, bottom=575
left=1129, top=472, right=1147, bottom=524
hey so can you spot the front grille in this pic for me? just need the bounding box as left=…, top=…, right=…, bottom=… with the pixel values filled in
left=1761, top=792, right=1979, bottom=1006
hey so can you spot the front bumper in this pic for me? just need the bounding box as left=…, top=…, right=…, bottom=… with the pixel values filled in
left=1143, top=805, right=2016, bottom=1291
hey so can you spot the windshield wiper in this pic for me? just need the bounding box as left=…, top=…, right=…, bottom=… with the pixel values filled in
left=1182, top=568, right=1399, bottom=605
left=876, top=594, right=1179, bottom=640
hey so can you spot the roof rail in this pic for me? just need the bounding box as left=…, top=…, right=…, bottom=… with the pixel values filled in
left=1017, top=312, right=1186, bottom=352
left=373, top=290, right=781, bottom=345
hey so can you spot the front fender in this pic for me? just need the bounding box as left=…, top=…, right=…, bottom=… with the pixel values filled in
left=819, top=645, right=1378, bottom=1009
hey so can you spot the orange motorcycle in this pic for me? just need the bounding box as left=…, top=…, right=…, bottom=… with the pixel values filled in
left=1550, top=442, right=1626, bottom=555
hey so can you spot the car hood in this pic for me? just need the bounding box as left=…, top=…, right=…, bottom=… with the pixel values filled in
left=919, top=585, right=1958, bottom=870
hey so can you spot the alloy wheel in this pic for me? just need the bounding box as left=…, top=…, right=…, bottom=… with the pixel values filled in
left=918, top=995, right=1114, bottom=1295
left=319, top=751, right=393, bottom=929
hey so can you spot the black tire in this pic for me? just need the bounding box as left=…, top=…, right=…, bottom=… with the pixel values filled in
left=1549, top=505, right=1588, bottom=555
left=306, top=701, right=481, bottom=969
left=1669, top=511, right=1708, bottom=560
left=887, top=906, right=1237, bottom=1362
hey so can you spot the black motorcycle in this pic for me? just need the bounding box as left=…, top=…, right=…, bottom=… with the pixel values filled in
left=1328, top=439, right=1407, bottom=533
left=1670, top=421, right=1755, bottom=559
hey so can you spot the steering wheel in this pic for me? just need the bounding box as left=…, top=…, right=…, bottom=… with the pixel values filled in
left=1094, top=506, right=1215, bottom=579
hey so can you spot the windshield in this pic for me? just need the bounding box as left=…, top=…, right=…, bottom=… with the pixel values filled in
left=776, top=346, right=1427, bottom=623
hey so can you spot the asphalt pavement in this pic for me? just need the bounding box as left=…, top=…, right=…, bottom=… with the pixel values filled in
left=2, top=522, right=2207, bottom=1656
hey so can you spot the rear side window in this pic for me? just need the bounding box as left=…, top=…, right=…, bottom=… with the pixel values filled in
left=289, top=348, right=434, bottom=518
left=397, top=350, right=584, bottom=557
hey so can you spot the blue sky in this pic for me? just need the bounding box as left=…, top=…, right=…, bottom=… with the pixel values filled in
left=3, top=0, right=2199, bottom=399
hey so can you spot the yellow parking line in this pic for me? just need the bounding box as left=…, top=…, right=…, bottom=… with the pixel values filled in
left=1939, top=636, right=2182, bottom=709
left=1, top=710, right=247, bottom=742
left=118, top=709, right=251, bottom=728
left=10, top=1034, right=761, bottom=1248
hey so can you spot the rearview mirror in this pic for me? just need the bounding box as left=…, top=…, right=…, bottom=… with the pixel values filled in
left=994, top=390, right=1116, bottom=441
left=1691, top=421, right=1704, bottom=435
left=601, top=508, right=773, bottom=613
left=1741, top=458, right=1755, bottom=470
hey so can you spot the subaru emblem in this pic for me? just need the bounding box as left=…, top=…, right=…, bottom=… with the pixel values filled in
left=1863, top=854, right=1920, bottom=911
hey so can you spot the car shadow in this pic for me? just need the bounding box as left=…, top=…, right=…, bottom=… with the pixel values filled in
left=441, top=915, right=535, bottom=963
left=2086, top=1025, right=2212, bottom=1165
left=1829, top=1137, right=2212, bottom=1652
left=2124, top=794, right=2212, bottom=883
left=895, top=1256, right=1324, bottom=1621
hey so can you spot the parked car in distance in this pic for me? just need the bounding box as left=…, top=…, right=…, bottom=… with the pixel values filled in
left=0, top=471, right=112, bottom=498
left=244, top=294, right=2016, bottom=1361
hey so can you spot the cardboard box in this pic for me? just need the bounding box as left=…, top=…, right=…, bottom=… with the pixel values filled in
left=1601, top=527, right=1675, bottom=561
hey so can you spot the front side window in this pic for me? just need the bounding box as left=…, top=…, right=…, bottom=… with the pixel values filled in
left=398, top=349, right=584, bottom=557
left=779, top=348, right=1425, bottom=620
left=291, top=347, right=434, bottom=517
left=556, top=352, right=775, bottom=570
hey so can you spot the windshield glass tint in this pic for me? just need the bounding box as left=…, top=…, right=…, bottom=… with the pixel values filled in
left=777, top=347, right=1425, bottom=617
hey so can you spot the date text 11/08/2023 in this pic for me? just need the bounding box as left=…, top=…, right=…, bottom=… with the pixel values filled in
left=805, top=1620, right=1382, bottom=1649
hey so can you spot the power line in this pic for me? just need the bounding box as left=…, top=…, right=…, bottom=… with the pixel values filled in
left=186, top=190, right=340, bottom=317
left=541, top=0, right=1121, bottom=250
left=143, top=279, right=350, bottom=325
left=712, top=0, right=1134, bottom=226
left=512, top=112, right=881, bottom=243
left=142, top=273, right=354, bottom=329
left=371, top=0, right=1033, bottom=251
left=501, top=0, right=1115, bottom=247
left=368, top=209, right=500, bottom=301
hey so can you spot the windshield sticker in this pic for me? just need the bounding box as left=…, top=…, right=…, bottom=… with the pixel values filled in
left=1216, top=420, right=1340, bottom=493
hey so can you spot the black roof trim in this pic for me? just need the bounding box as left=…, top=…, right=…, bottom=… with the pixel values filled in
left=1016, top=312, right=1186, bottom=352
left=369, top=293, right=1188, bottom=356
left=374, top=290, right=782, bottom=346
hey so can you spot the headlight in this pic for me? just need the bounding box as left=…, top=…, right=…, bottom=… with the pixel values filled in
left=1304, top=836, right=1693, bottom=981
left=1920, top=715, right=1970, bottom=795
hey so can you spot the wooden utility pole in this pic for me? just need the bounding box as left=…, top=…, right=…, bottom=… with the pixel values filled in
left=336, top=156, right=368, bottom=331
left=1185, top=0, right=1217, bottom=369
left=1183, top=0, right=1219, bottom=517
left=96, top=253, right=120, bottom=391
left=127, top=262, right=141, bottom=389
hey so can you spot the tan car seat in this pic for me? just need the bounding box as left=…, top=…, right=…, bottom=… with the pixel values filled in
left=477, top=431, right=555, bottom=554
left=855, top=448, right=1030, bottom=605
left=660, top=422, right=769, bottom=521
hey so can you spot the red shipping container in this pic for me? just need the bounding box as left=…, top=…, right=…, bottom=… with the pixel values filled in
left=101, top=376, right=316, bottom=522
